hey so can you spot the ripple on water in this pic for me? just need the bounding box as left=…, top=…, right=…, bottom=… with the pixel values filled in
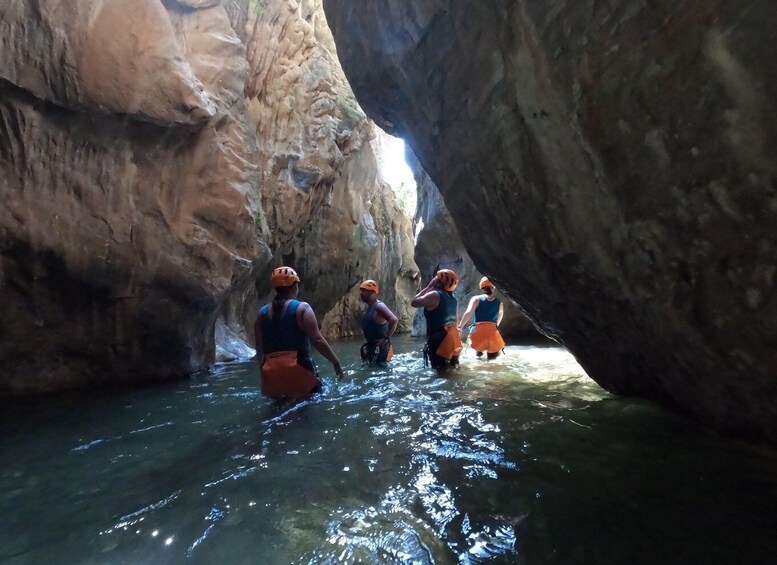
left=1, top=337, right=776, bottom=564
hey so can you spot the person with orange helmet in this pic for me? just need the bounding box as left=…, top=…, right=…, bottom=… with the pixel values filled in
left=358, top=279, right=399, bottom=364
left=458, top=276, right=505, bottom=359
left=410, top=269, right=463, bottom=370
left=254, top=266, right=343, bottom=398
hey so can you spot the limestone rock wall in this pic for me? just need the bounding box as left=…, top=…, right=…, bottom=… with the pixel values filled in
left=319, top=140, right=420, bottom=339
left=238, top=0, right=372, bottom=257
left=323, top=0, right=777, bottom=441
left=0, top=0, right=413, bottom=391
left=0, top=0, right=269, bottom=391
left=215, top=0, right=379, bottom=348
left=409, top=150, right=539, bottom=339
left=232, top=0, right=419, bottom=341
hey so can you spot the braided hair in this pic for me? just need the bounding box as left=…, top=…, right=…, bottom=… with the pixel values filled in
left=271, top=283, right=298, bottom=320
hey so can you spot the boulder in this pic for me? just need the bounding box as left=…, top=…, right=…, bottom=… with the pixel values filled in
left=323, top=0, right=777, bottom=441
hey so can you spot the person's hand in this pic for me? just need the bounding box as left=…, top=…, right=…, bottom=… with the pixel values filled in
left=375, top=338, right=387, bottom=347
left=334, top=362, right=344, bottom=380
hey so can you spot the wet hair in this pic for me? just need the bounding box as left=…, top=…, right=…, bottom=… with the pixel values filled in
left=272, top=282, right=298, bottom=320
left=483, top=287, right=494, bottom=296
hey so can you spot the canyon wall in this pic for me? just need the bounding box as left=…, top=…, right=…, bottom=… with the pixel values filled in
left=0, top=0, right=414, bottom=389
left=323, top=0, right=777, bottom=441
left=409, top=149, right=540, bottom=339
left=319, top=140, right=420, bottom=339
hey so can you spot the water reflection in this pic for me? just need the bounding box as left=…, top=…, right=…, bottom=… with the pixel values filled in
left=304, top=345, right=568, bottom=563
left=0, top=337, right=776, bottom=564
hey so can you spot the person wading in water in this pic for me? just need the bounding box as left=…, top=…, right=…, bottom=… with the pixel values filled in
left=254, top=267, right=343, bottom=398
left=458, top=277, right=505, bottom=359
left=411, top=269, right=463, bottom=371
left=358, top=279, right=399, bottom=365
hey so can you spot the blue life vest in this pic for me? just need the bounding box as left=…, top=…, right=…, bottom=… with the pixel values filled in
left=362, top=300, right=389, bottom=343
left=424, top=290, right=457, bottom=335
left=474, top=296, right=500, bottom=323
left=260, top=300, right=310, bottom=356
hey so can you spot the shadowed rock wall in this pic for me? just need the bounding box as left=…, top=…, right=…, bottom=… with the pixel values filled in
left=323, top=0, right=777, bottom=441
left=0, top=0, right=268, bottom=391
left=0, top=0, right=415, bottom=389
left=319, top=139, right=420, bottom=339
left=408, top=149, right=540, bottom=339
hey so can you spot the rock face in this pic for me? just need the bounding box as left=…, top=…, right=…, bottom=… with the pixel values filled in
left=0, top=0, right=413, bottom=391
left=408, top=149, right=539, bottom=339
left=238, top=0, right=373, bottom=258
left=0, top=0, right=268, bottom=391
left=323, top=1, right=777, bottom=441
left=234, top=0, right=419, bottom=341
left=216, top=0, right=383, bottom=347
left=319, top=138, right=420, bottom=339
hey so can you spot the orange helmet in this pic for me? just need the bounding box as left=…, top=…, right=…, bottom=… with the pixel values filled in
left=436, top=269, right=459, bottom=292
left=359, top=279, right=379, bottom=294
left=270, top=266, right=300, bottom=288
left=479, top=277, right=495, bottom=290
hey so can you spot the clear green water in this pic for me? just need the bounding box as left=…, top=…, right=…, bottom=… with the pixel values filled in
left=1, top=336, right=776, bottom=564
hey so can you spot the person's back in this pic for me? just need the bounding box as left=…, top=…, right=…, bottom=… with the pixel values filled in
left=474, top=295, right=500, bottom=323
left=259, top=296, right=318, bottom=397
left=254, top=267, right=343, bottom=398
left=459, top=277, right=505, bottom=359
left=261, top=300, right=305, bottom=351
left=362, top=300, right=388, bottom=340
left=412, top=269, right=463, bottom=370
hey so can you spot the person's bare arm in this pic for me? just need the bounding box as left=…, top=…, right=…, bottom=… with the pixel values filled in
left=298, top=303, right=344, bottom=378
left=457, top=296, right=480, bottom=331
left=497, top=302, right=504, bottom=326
left=253, top=315, right=264, bottom=364
left=411, top=278, right=441, bottom=309
left=376, top=302, right=399, bottom=342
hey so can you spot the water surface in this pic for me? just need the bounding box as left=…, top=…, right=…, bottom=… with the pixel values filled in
left=1, top=336, right=776, bottom=564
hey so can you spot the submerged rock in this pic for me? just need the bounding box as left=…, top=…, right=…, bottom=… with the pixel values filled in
left=323, top=1, right=777, bottom=441
left=214, top=317, right=256, bottom=363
